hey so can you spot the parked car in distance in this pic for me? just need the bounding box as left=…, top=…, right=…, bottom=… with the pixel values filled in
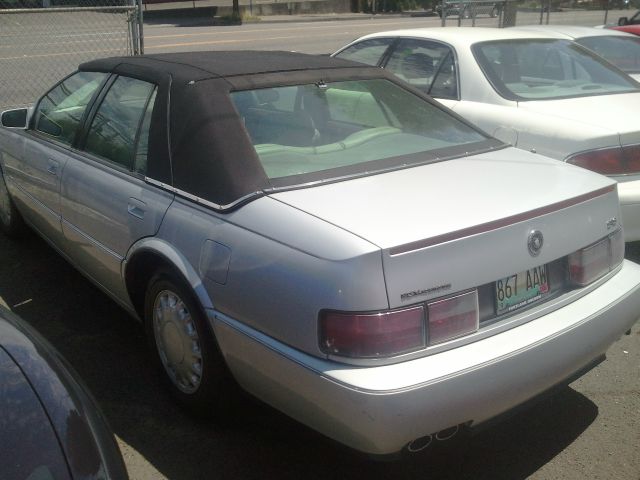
left=512, top=25, right=640, bottom=81
left=435, top=0, right=503, bottom=18
left=2, top=51, right=640, bottom=456
left=618, top=9, right=640, bottom=25
left=610, top=23, right=640, bottom=35
left=0, top=305, right=128, bottom=479
left=333, top=27, right=640, bottom=242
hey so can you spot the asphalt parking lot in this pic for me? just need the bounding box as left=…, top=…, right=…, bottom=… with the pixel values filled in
left=0, top=229, right=638, bottom=479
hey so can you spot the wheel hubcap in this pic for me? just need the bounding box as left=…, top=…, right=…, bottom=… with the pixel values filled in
left=0, top=177, right=11, bottom=227
left=153, top=290, right=203, bottom=394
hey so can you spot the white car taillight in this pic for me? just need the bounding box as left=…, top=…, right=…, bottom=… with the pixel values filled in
left=568, top=229, right=624, bottom=286
left=426, top=290, right=479, bottom=345
left=567, top=145, right=640, bottom=175
left=320, top=306, right=425, bottom=358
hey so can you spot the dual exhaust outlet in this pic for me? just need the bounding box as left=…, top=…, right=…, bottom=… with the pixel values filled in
left=406, top=424, right=462, bottom=453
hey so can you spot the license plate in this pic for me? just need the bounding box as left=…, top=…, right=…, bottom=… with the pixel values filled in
left=496, top=265, right=550, bottom=315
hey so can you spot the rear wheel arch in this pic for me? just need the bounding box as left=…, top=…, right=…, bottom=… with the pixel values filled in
left=124, top=241, right=214, bottom=323
left=0, top=163, right=26, bottom=237
left=124, top=242, right=237, bottom=414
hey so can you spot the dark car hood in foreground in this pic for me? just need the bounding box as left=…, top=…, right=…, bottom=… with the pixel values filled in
left=0, top=307, right=128, bottom=480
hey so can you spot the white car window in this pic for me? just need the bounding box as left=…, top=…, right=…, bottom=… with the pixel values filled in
left=577, top=35, right=640, bottom=75
left=473, top=39, right=639, bottom=100
left=384, top=39, right=458, bottom=100
left=333, top=38, right=394, bottom=66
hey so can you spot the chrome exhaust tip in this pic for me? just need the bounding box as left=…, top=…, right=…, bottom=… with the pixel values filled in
left=406, top=434, right=433, bottom=453
left=435, top=424, right=459, bottom=441
left=406, top=423, right=464, bottom=453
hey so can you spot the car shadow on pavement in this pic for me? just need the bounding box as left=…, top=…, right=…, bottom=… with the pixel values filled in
left=0, top=233, right=599, bottom=480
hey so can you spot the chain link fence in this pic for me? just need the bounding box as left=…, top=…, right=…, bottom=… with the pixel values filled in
left=438, top=0, right=631, bottom=27
left=0, top=0, right=142, bottom=110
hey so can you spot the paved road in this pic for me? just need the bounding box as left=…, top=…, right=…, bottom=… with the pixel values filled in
left=141, top=10, right=623, bottom=55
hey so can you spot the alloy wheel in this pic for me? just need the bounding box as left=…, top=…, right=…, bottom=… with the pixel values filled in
left=153, top=289, right=203, bottom=394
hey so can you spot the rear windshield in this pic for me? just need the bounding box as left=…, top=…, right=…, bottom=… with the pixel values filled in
left=576, top=35, right=640, bottom=75
left=231, top=79, right=493, bottom=183
left=473, top=39, right=639, bottom=101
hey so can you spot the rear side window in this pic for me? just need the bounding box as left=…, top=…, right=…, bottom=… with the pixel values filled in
left=384, top=38, right=459, bottom=100
left=34, top=71, right=107, bottom=145
left=84, top=76, right=156, bottom=170
left=334, top=38, right=394, bottom=66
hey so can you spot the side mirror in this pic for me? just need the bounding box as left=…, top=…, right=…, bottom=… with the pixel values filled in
left=619, top=16, right=629, bottom=26
left=1, top=108, right=29, bottom=129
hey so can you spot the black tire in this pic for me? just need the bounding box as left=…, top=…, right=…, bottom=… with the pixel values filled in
left=144, top=270, right=235, bottom=416
left=0, top=168, right=25, bottom=238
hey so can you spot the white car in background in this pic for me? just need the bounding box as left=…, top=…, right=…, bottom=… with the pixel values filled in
left=333, top=27, right=640, bottom=241
left=512, top=25, right=640, bottom=81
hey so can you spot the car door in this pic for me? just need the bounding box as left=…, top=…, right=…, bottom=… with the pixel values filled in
left=2, top=72, right=108, bottom=244
left=59, top=75, right=174, bottom=303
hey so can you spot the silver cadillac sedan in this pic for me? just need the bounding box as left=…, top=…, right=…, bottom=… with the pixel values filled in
left=1, top=51, right=639, bottom=456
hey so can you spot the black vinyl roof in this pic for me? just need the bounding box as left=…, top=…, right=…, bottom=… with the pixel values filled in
left=77, top=51, right=492, bottom=211
left=80, top=51, right=367, bottom=82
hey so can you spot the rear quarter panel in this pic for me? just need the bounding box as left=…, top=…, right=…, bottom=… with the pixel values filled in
left=156, top=197, right=388, bottom=356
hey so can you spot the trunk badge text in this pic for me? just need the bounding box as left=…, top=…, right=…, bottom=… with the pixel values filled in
left=401, top=283, right=452, bottom=301
left=528, top=230, right=544, bottom=257
left=606, top=217, right=618, bottom=230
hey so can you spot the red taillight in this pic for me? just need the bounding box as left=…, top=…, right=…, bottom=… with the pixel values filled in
left=320, top=306, right=425, bottom=358
left=569, top=229, right=624, bottom=286
left=567, top=145, right=640, bottom=175
left=427, top=290, right=479, bottom=345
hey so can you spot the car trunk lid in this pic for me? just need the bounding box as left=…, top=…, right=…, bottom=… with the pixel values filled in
left=520, top=92, right=640, bottom=146
left=270, top=147, right=619, bottom=309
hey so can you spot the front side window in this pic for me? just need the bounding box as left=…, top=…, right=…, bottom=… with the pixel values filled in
left=384, top=39, right=459, bottom=99
left=84, top=76, right=156, bottom=170
left=333, top=38, right=394, bottom=66
left=34, top=71, right=107, bottom=145
left=473, top=39, right=640, bottom=100
left=231, top=79, right=490, bottom=183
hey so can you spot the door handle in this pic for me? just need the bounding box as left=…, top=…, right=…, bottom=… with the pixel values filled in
left=47, top=159, right=59, bottom=176
left=127, top=198, right=146, bottom=220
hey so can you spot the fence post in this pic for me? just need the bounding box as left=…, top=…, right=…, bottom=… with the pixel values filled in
left=502, top=0, right=517, bottom=26
left=137, top=0, right=144, bottom=54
